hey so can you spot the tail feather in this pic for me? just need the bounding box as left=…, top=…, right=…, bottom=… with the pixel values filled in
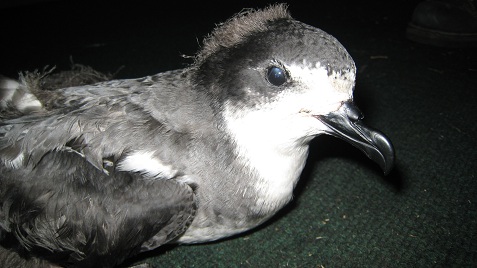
left=0, top=75, right=44, bottom=116
left=1, top=64, right=116, bottom=119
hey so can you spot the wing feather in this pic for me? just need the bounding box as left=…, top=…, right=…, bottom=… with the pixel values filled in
left=0, top=150, right=196, bottom=267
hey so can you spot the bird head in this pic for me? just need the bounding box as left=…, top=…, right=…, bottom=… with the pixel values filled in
left=193, top=4, right=394, bottom=174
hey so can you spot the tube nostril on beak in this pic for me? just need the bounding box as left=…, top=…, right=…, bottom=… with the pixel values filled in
left=319, top=101, right=395, bottom=175
left=343, top=102, right=363, bottom=121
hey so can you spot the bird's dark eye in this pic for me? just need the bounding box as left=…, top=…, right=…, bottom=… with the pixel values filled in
left=267, top=66, right=287, bottom=86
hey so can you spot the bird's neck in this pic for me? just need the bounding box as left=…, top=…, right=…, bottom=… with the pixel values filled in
left=221, top=106, right=313, bottom=215
left=231, top=136, right=310, bottom=215
left=177, top=136, right=309, bottom=244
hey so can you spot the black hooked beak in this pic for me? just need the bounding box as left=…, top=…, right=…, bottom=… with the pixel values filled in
left=316, top=102, right=395, bottom=175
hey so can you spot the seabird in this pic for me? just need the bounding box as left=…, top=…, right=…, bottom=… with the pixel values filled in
left=0, top=4, right=394, bottom=267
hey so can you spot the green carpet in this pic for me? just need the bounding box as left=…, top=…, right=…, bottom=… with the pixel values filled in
left=1, top=1, right=475, bottom=267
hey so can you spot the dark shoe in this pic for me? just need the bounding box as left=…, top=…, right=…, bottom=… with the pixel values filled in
left=406, top=0, right=477, bottom=47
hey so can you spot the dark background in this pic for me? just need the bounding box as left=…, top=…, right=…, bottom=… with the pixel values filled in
left=1, top=1, right=476, bottom=267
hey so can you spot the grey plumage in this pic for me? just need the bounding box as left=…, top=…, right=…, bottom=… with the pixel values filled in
left=0, top=4, right=394, bottom=267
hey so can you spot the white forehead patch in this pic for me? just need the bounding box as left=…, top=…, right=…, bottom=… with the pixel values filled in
left=329, top=69, right=356, bottom=94
left=287, top=63, right=355, bottom=96
left=285, top=63, right=353, bottom=115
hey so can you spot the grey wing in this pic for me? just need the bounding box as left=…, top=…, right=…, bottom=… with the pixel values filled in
left=0, top=74, right=197, bottom=266
left=0, top=78, right=159, bottom=170
left=0, top=149, right=196, bottom=267
left=0, top=72, right=207, bottom=172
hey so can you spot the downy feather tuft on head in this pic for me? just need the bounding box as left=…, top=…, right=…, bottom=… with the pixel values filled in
left=195, top=4, right=291, bottom=64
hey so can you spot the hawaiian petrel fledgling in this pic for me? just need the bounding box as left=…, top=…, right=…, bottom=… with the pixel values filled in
left=0, top=4, right=394, bottom=267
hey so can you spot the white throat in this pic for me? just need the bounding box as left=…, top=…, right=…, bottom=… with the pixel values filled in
left=223, top=105, right=312, bottom=214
